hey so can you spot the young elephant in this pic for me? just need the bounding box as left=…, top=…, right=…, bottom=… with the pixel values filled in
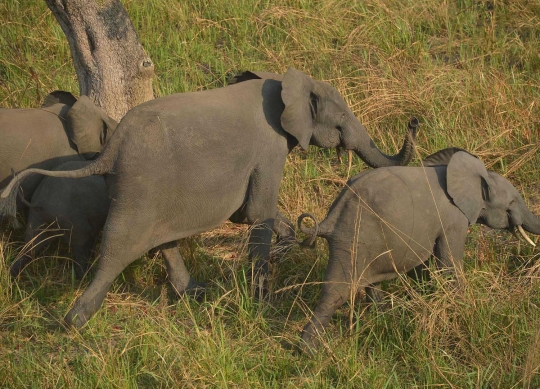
left=0, top=91, right=116, bottom=214
left=297, top=148, right=539, bottom=352
left=11, top=161, right=109, bottom=279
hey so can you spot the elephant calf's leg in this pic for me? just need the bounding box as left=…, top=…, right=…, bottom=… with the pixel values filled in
left=301, top=279, right=352, bottom=354
left=159, top=241, right=205, bottom=296
left=11, top=228, right=56, bottom=277
left=71, top=242, right=94, bottom=280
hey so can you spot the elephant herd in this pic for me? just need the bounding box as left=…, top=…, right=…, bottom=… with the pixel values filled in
left=1, top=68, right=538, bottom=354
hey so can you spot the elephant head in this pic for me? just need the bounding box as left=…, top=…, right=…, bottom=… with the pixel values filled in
left=280, top=68, right=416, bottom=167
left=43, top=91, right=118, bottom=159
left=425, top=148, right=540, bottom=245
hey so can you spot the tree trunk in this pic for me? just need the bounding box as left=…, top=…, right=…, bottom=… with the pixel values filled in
left=45, top=0, right=154, bottom=121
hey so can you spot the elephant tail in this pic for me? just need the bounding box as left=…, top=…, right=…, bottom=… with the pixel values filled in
left=297, top=213, right=320, bottom=248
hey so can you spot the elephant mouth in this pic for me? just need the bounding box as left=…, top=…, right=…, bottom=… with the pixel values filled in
left=511, top=225, right=536, bottom=247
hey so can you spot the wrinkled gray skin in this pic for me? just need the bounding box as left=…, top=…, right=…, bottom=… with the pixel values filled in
left=298, top=148, right=540, bottom=353
left=0, top=68, right=416, bottom=328
left=0, top=91, right=117, bottom=218
left=10, top=161, right=109, bottom=279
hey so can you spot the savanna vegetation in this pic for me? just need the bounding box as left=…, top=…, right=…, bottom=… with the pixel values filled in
left=1, top=0, right=539, bottom=386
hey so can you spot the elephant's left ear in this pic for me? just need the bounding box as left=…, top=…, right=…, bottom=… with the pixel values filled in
left=67, top=96, right=118, bottom=157
left=447, top=151, right=493, bottom=224
left=281, top=68, right=316, bottom=150
left=42, top=91, right=77, bottom=108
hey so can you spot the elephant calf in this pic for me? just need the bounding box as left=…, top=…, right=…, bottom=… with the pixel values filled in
left=297, top=148, right=539, bottom=352
left=11, top=161, right=109, bottom=279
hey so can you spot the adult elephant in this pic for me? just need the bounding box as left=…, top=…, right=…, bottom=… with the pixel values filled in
left=0, top=91, right=117, bottom=215
left=0, top=68, right=417, bottom=328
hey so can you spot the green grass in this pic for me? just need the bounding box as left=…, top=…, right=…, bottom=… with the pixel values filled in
left=1, top=0, right=540, bottom=386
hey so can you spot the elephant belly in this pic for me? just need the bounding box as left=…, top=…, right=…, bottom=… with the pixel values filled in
left=352, top=202, right=437, bottom=285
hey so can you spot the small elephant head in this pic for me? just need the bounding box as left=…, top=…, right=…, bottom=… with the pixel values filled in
left=65, top=95, right=118, bottom=158
left=425, top=148, right=540, bottom=243
left=279, top=68, right=416, bottom=168
left=43, top=91, right=118, bottom=159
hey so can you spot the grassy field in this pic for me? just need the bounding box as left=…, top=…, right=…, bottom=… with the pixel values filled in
left=1, top=0, right=540, bottom=386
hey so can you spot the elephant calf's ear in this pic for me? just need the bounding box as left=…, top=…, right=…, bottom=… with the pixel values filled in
left=67, top=96, right=117, bottom=157
left=447, top=151, right=492, bottom=224
left=42, top=91, right=77, bottom=108
left=423, top=147, right=472, bottom=167
left=280, top=68, right=315, bottom=150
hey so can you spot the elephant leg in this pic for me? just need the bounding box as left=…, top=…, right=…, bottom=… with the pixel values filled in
left=365, top=284, right=384, bottom=305
left=71, top=240, right=94, bottom=280
left=64, top=219, right=149, bottom=328
left=273, top=210, right=295, bottom=253
left=64, top=265, right=120, bottom=328
left=11, top=226, right=57, bottom=277
left=158, top=241, right=205, bottom=296
left=433, top=231, right=466, bottom=290
left=301, top=249, right=356, bottom=353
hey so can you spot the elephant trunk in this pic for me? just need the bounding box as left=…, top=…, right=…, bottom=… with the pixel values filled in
left=347, top=117, right=418, bottom=168
left=521, top=204, right=540, bottom=237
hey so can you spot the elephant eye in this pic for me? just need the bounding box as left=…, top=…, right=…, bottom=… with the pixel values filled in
left=309, top=93, right=318, bottom=120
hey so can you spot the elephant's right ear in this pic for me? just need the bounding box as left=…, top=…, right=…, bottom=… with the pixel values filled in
left=447, top=151, right=492, bottom=224
left=66, top=96, right=118, bottom=157
left=280, top=68, right=315, bottom=150
left=42, top=91, right=77, bottom=108
left=423, top=147, right=472, bottom=166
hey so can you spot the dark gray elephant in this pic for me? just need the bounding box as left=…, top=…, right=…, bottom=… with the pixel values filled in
left=297, top=147, right=539, bottom=353
left=0, top=68, right=416, bottom=328
left=0, top=91, right=117, bottom=216
left=11, top=161, right=109, bottom=279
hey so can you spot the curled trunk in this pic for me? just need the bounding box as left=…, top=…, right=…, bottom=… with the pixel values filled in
left=351, top=117, right=418, bottom=168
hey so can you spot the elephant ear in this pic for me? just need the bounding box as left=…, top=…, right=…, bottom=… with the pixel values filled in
left=423, top=147, right=471, bottom=166
left=447, top=151, right=493, bottom=224
left=280, top=68, right=317, bottom=150
left=229, top=71, right=283, bottom=84
left=66, top=96, right=118, bottom=157
left=42, top=91, right=77, bottom=108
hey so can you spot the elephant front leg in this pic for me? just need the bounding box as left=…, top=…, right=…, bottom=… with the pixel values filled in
left=433, top=228, right=467, bottom=291
left=249, top=217, right=275, bottom=299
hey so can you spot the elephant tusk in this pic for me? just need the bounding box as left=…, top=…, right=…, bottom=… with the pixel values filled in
left=518, top=225, right=536, bottom=247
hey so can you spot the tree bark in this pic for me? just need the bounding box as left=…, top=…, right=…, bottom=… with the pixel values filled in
left=45, top=0, right=154, bottom=121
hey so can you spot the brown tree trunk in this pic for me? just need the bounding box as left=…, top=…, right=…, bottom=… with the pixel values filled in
left=45, top=0, right=154, bottom=121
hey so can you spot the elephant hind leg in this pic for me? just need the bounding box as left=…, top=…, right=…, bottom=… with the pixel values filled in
left=300, top=263, right=363, bottom=353
left=64, top=230, right=149, bottom=328
left=159, top=241, right=205, bottom=297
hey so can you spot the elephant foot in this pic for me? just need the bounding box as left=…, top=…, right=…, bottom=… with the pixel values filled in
left=9, top=255, right=32, bottom=278
left=299, top=327, right=320, bottom=356
left=183, top=279, right=207, bottom=301
left=64, top=305, right=92, bottom=329
left=248, top=273, right=269, bottom=301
